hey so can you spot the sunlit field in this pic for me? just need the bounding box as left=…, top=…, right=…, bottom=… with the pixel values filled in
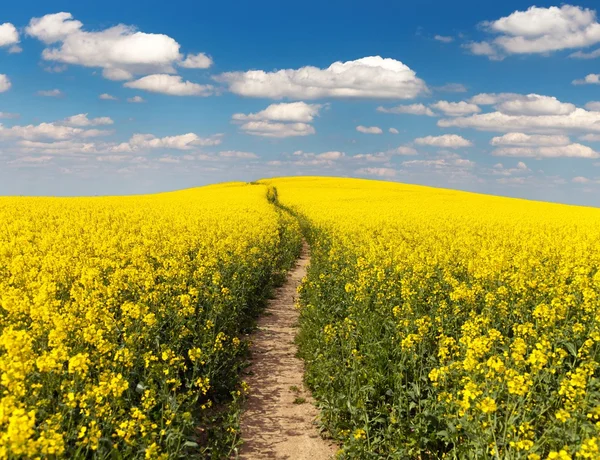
left=0, top=183, right=301, bottom=458
left=3, top=176, right=600, bottom=458
left=267, top=177, right=600, bottom=459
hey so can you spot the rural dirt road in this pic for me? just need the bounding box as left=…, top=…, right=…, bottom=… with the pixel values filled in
left=237, top=243, right=337, bottom=459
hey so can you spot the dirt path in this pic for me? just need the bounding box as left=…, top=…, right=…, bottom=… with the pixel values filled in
left=237, top=242, right=336, bottom=460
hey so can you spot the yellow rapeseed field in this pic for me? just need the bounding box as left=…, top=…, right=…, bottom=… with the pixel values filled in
left=0, top=182, right=301, bottom=459
left=266, top=177, right=600, bottom=459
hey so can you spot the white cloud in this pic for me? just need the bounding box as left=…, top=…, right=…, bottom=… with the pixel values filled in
left=232, top=102, right=322, bottom=123
left=37, top=89, right=63, bottom=97
left=0, top=23, right=19, bottom=47
left=317, top=151, right=345, bottom=160
left=124, top=74, right=214, bottom=96
left=103, top=68, right=133, bottom=81
left=377, top=103, right=435, bottom=116
left=439, top=108, right=600, bottom=133
left=414, top=134, right=472, bottom=148
left=0, top=112, right=19, bottom=119
left=219, top=150, right=258, bottom=159
left=580, top=133, right=600, bottom=142
left=215, top=56, right=428, bottom=99
left=16, top=140, right=99, bottom=155
left=496, top=94, right=576, bottom=116
left=353, top=146, right=417, bottom=162
left=434, top=35, right=454, bottom=43
left=463, top=41, right=503, bottom=60
left=179, top=52, right=213, bottom=69
left=127, top=96, right=146, bottom=103
left=489, top=161, right=530, bottom=176
left=390, top=146, right=418, bottom=155
left=493, top=143, right=599, bottom=158
left=0, top=75, right=11, bottom=93
left=402, top=157, right=476, bottom=169
left=62, top=114, right=114, bottom=127
left=99, top=93, right=118, bottom=100
left=469, top=93, right=522, bottom=105
left=573, top=176, right=591, bottom=183
left=112, top=132, right=222, bottom=152
left=573, top=74, right=600, bottom=85
left=356, top=167, right=397, bottom=177
left=430, top=101, right=481, bottom=116
left=26, top=12, right=184, bottom=79
left=0, top=122, right=110, bottom=141
left=570, top=48, right=600, bottom=59
left=477, top=5, right=600, bottom=57
left=585, top=101, right=600, bottom=111
left=356, top=125, right=383, bottom=134
left=389, top=128, right=399, bottom=134
left=8, top=45, right=22, bottom=54
left=239, top=121, right=315, bottom=138
left=490, top=133, right=571, bottom=146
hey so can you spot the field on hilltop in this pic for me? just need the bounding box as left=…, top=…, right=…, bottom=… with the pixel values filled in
left=2, top=177, right=600, bottom=458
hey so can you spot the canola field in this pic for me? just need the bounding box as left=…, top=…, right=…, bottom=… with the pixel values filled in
left=0, top=183, right=301, bottom=459
left=266, top=177, right=600, bottom=459
left=3, top=176, right=600, bottom=459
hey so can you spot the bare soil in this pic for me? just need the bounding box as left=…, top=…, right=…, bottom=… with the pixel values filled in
left=237, top=243, right=337, bottom=459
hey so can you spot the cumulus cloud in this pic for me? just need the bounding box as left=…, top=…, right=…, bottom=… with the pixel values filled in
left=239, top=121, right=315, bottom=138
left=0, top=74, right=11, bottom=93
left=463, top=41, right=503, bottom=60
left=26, top=12, right=188, bottom=79
left=179, top=52, right=213, bottom=69
left=495, top=94, right=576, bottom=115
left=389, top=128, right=399, bottom=134
left=414, top=134, right=472, bottom=148
left=402, top=157, right=476, bottom=170
left=215, top=56, right=428, bottom=99
left=356, top=167, right=397, bottom=177
left=61, top=114, right=114, bottom=127
left=356, top=125, right=383, bottom=134
left=377, top=103, right=435, bottom=116
left=353, top=146, right=417, bottom=162
left=232, top=102, right=322, bottom=123
left=124, top=74, right=214, bottom=96
left=438, top=108, right=600, bottom=133
left=493, top=143, right=599, bottom=158
left=490, top=133, right=571, bottom=146
left=0, top=122, right=111, bottom=141
left=469, top=93, right=522, bottom=105
left=573, top=74, right=600, bottom=85
left=0, top=23, right=19, bottom=47
left=585, top=101, right=600, bottom=111
left=99, top=93, right=118, bottom=100
left=430, top=101, right=481, bottom=116
left=434, top=35, right=454, bottom=43
left=37, top=89, right=63, bottom=97
left=570, top=49, right=600, bottom=59
left=489, top=161, right=530, bottom=177
left=472, top=5, right=600, bottom=59
left=218, top=150, right=258, bottom=159
left=233, top=102, right=322, bottom=137
left=111, top=132, right=222, bottom=152
left=127, top=96, right=145, bottom=103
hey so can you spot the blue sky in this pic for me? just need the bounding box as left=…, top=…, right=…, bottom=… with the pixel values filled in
left=2, top=1, right=600, bottom=205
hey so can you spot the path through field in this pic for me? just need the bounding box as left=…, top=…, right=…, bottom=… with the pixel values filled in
left=237, top=242, right=336, bottom=459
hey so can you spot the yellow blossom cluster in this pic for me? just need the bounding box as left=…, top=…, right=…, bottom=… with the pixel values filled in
left=0, top=183, right=301, bottom=458
left=266, top=177, right=600, bottom=458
